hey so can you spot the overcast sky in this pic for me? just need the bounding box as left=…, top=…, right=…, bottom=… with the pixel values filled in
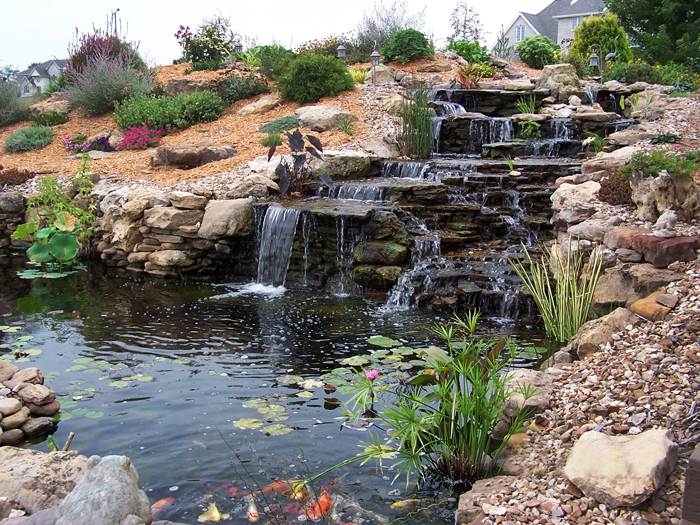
left=1, top=0, right=552, bottom=71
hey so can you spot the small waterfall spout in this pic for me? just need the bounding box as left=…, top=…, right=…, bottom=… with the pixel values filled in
left=256, top=205, right=301, bottom=286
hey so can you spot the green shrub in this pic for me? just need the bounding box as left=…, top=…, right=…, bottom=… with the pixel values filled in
left=66, top=53, right=153, bottom=115
left=0, top=81, right=30, bottom=126
left=175, top=14, right=236, bottom=65
left=476, top=63, right=498, bottom=78
left=31, top=111, right=69, bottom=126
left=114, top=91, right=223, bottom=131
left=619, top=147, right=700, bottom=177
left=518, top=120, right=541, bottom=139
left=349, top=67, right=369, bottom=83
left=516, top=36, right=559, bottom=69
left=445, top=40, right=488, bottom=63
left=188, top=59, right=223, bottom=71
left=256, top=45, right=295, bottom=81
left=598, top=171, right=632, bottom=205
left=258, top=116, right=299, bottom=133
left=219, top=73, right=270, bottom=105
left=397, top=88, right=432, bottom=158
left=568, top=14, right=632, bottom=68
left=604, top=61, right=662, bottom=84
left=381, top=28, right=434, bottom=65
left=3, top=126, right=54, bottom=152
left=278, top=54, right=354, bottom=104
left=261, top=132, right=283, bottom=147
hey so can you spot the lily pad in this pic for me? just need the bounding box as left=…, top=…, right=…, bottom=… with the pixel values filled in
left=24, top=348, right=43, bottom=356
left=367, top=336, right=401, bottom=348
left=85, top=411, right=104, bottom=419
left=234, top=418, right=264, bottom=429
left=341, top=357, right=369, bottom=366
left=93, top=361, right=112, bottom=369
left=72, top=408, right=87, bottom=415
left=172, top=358, right=190, bottom=364
left=299, top=379, right=324, bottom=389
left=55, top=412, right=72, bottom=420
left=383, top=355, right=403, bottom=361
left=324, top=398, right=342, bottom=409
left=74, top=357, right=94, bottom=364
left=392, top=347, right=414, bottom=355
left=16, top=336, right=34, bottom=342
left=154, top=356, right=170, bottom=362
left=135, top=375, right=153, bottom=382
left=44, top=372, right=60, bottom=382
left=258, top=404, right=286, bottom=417
left=296, top=391, right=314, bottom=398
left=60, top=400, right=77, bottom=409
left=266, top=412, right=290, bottom=422
left=83, top=368, right=101, bottom=374
left=277, top=374, right=303, bottom=385
left=109, top=380, right=129, bottom=388
left=15, top=358, right=30, bottom=363
left=0, top=326, right=21, bottom=333
left=243, top=399, right=268, bottom=409
left=324, top=377, right=348, bottom=387
left=264, top=393, right=288, bottom=402
left=264, top=424, right=292, bottom=436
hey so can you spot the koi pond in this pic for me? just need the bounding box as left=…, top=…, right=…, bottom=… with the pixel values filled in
left=0, top=268, right=551, bottom=524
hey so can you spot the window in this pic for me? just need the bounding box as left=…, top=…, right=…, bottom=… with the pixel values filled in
left=571, top=17, right=582, bottom=30
left=516, top=26, right=526, bottom=42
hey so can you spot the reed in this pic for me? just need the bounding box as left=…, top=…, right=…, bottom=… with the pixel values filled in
left=397, top=86, right=433, bottom=159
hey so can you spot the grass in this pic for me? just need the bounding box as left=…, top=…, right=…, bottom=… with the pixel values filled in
left=515, top=95, right=536, bottom=114
left=397, top=87, right=432, bottom=159
left=338, top=118, right=354, bottom=136
left=261, top=132, right=284, bottom=147
left=349, top=67, right=369, bottom=84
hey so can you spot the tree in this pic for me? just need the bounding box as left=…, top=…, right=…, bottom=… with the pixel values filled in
left=605, top=0, right=700, bottom=67
left=568, top=14, right=632, bottom=65
left=448, top=2, right=485, bottom=44
left=355, top=0, right=426, bottom=53
left=0, top=64, right=19, bottom=82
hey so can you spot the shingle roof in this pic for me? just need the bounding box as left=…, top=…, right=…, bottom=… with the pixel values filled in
left=17, top=59, right=68, bottom=79
left=522, top=0, right=604, bottom=42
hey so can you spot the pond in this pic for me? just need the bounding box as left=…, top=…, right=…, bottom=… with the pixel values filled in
left=0, top=267, right=552, bottom=524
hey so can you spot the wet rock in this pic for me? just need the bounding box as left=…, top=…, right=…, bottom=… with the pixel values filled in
left=630, top=170, right=700, bottom=222
left=238, top=93, right=281, bottom=116
left=564, top=429, right=677, bottom=507
left=362, top=211, right=409, bottom=245
left=27, top=400, right=61, bottom=417
left=142, top=208, right=204, bottom=231
left=198, top=198, right=254, bottom=240
left=20, top=417, right=58, bottom=439
left=504, top=369, right=553, bottom=413
left=54, top=455, right=152, bottom=525
left=352, top=266, right=402, bottom=291
left=0, top=448, right=87, bottom=513
left=151, top=143, right=236, bottom=168
left=295, top=106, right=358, bottom=132
left=353, top=241, right=408, bottom=266
left=456, top=476, right=519, bottom=524
left=166, top=191, right=208, bottom=210
left=0, top=429, right=24, bottom=446
left=149, top=250, right=194, bottom=268
left=17, top=384, right=55, bottom=406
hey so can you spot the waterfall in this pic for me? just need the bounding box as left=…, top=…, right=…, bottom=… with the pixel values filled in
left=334, top=185, right=385, bottom=202
left=256, top=205, right=301, bottom=287
left=333, top=217, right=356, bottom=296
left=381, top=161, right=427, bottom=179
left=550, top=119, right=576, bottom=140
left=469, top=118, right=514, bottom=145
left=431, top=101, right=466, bottom=154
left=584, top=89, right=598, bottom=104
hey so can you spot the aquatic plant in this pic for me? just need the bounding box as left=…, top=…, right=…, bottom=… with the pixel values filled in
left=397, top=87, right=432, bottom=159
left=514, top=95, right=536, bottom=115
left=518, top=120, right=541, bottom=140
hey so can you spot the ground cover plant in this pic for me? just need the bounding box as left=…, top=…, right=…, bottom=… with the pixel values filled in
left=381, top=28, right=434, bottom=65
left=3, top=126, right=54, bottom=152
left=278, top=54, right=354, bottom=104
left=518, top=120, right=541, bottom=140
left=113, top=91, right=223, bottom=131
left=219, top=73, right=269, bottom=105
left=618, top=146, right=700, bottom=177
left=258, top=116, right=299, bottom=134
left=598, top=171, right=632, bottom=205
left=31, top=112, right=69, bottom=127
left=61, top=134, right=115, bottom=154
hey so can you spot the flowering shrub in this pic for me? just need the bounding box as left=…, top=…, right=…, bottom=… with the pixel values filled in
left=118, top=126, right=171, bottom=150
left=62, top=134, right=115, bottom=154
left=175, top=14, right=236, bottom=67
left=619, top=146, right=700, bottom=177
left=113, top=91, right=223, bottom=131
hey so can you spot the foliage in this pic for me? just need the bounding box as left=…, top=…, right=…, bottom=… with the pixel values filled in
left=118, top=126, right=171, bottom=150
left=258, top=116, right=299, bottom=134
left=568, top=14, right=632, bottom=71
left=657, top=62, right=700, bottom=91
left=0, top=166, right=33, bottom=186
left=342, top=314, right=535, bottom=489
left=582, top=132, right=611, bottom=154
left=598, top=171, right=632, bottom=205
left=448, top=2, right=484, bottom=44
left=650, top=132, right=683, bottom=145
left=514, top=95, right=536, bottom=114
left=455, top=63, right=482, bottom=89
left=604, top=0, right=700, bottom=68
left=113, top=91, right=223, bottom=131
left=397, top=88, right=432, bottom=158
left=278, top=54, right=354, bottom=104
left=175, top=13, right=237, bottom=66
left=3, top=126, right=54, bottom=152
left=186, top=59, right=223, bottom=72
left=493, top=26, right=514, bottom=60
left=236, top=48, right=262, bottom=70
left=445, top=40, right=488, bottom=63
left=516, top=36, right=560, bottom=70
left=338, top=118, right=354, bottom=136
left=476, top=63, right=498, bottom=78
left=618, top=146, right=700, bottom=177
left=61, top=134, right=115, bottom=154
left=219, top=73, right=269, bottom=105
left=382, top=28, right=435, bottom=65
left=256, top=44, right=295, bottom=81
left=349, top=67, right=369, bottom=83
left=295, top=34, right=347, bottom=57
left=0, top=81, right=29, bottom=126
left=40, top=73, right=68, bottom=99
left=31, top=111, right=69, bottom=127
left=355, top=0, right=426, bottom=59
left=267, top=129, right=325, bottom=196
left=602, top=60, right=662, bottom=84
left=260, top=133, right=283, bottom=147
left=0, top=65, right=19, bottom=82
left=510, top=242, right=603, bottom=342
left=518, top=120, right=541, bottom=139
left=65, top=52, right=154, bottom=115
left=502, top=155, right=515, bottom=171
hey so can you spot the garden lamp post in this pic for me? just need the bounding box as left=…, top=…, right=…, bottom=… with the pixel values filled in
left=233, top=34, right=243, bottom=54
left=337, top=44, right=346, bottom=61
left=370, top=45, right=380, bottom=87
left=589, top=45, right=601, bottom=75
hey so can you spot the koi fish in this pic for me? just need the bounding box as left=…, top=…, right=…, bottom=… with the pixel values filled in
left=197, top=502, right=229, bottom=523
left=151, top=497, right=174, bottom=518
left=299, top=489, right=333, bottom=521
left=255, top=479, right=308, bottom=500
left=221, top=484, right=238, bottom=496
left=389, top=498, right=442, bottom=512
left=246, top=497, right=259, bottom=522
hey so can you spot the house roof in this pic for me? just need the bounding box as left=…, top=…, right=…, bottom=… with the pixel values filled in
left=515, top=0, right=604, bottom=43
left=17, top=59, right=68, bottom=80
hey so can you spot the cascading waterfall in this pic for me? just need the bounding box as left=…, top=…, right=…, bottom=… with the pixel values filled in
left=300, top=213, right=316, bottom=285
left=381, top=161, right=428, bottom=179
left=333, top=185, right=385, bottom=202
left=334, top=217, right=356, bottom=296
left=256, top=205, right=301, bottom=287
left=469, top=118, right=514, bottom=145
left=431, top=100, right=466, bottom=154
left=584, top=89, right=598, bottom=104
left=550, top=119, right=576, bottom=140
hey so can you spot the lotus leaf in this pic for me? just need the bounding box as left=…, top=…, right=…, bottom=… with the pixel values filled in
left=34, top=227, right=54, bottom=241
left=48, top=233, right=80, bottom=261
left=264, top=424, right=292, bottom=436
left=234, top=418, right=264, bottom=429
left=367, top=336, right=401, bottom=347
left=54, top=212, right=76, bottom=232
left=27, top=242, right=52, bottom=263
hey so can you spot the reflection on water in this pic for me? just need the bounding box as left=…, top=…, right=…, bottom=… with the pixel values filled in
left=0, top=268, right=552, bottom=524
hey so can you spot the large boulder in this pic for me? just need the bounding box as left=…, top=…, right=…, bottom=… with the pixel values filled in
left=163, top=78, right=220, bottom=97
left=353, top=241, right=408, bottom=266
left=294, top=106, right=358, bottom=132
left=581, top=146, right=640, bottom=177
left=566, top=308, right=638, bottom=360
left=362, top=211, right=409, bottom=245
left=352, top=265, right=402, bottom=290
left=564, top=429, right=677, bottom=507
left=28, top=95, right=71, bottom=118
left=0, top=192, right=25, bottom=214
left=151, top=143, right=236, bottom=168
left=198, top=198, right=254, bottom=240
left=504, top=369, right=553, bottom=413
left=628, top=264, right=684, bottom=295
left=360, top=137, right=400, bottom=159
left=535, top=64, right=581, bottom=102
left=238, top=93, right=282, bottom=116
left=630, top=170, right=700, bottom=222
left=0, top=448, right=87, bottom=514
left=54, top=455, right=152, bottom=525
left=629, top=234, right=700, bottom=268
left=550, top=181, right=601, bottom=211
left=142, top=208, right=204, bottom=230
left=309, top=150, right=370, bottom=180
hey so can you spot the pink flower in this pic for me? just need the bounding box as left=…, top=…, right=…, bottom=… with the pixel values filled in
left=365, top=370, right=379, bottom=381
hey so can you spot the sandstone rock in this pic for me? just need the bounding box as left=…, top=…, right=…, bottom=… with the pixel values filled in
left=17, top=384, right=55, bottom=406
left=166, top=191, right=208, bottom=210
left=0, top=397, right=21, bottom=417
left=504, top=369, right=553, bottom=413
left=0, top=192, right=25, bottom=214
left=568, top=317, right=614, bottom=360
left=352, top=266, right=402, bottom=290
left=594, top=270, right=633, bottom=309
left=28, top=400, right=61, bottom=417
left=121, top=188, right=160, bottom=222
left=149, top=250, right=194, bottom=268
left=127, top=252, right=151, bottom=264
left=4, top=368, right=43, bottom=389
left=21, top=417, right=58, bottom=439
left=511, top=113, right=547, bottom=123
left=365, top=65, right=399, bottom=85
left=564, top=429, right=677, bottom=507
left=295, top=106, right=358, bottom=132
left=535, top=64, right=581, bottom=102
left=142, top=208, right=204, bottom=230
left=504, top=79, right=534, bottom=91
left=353, top=241, right=408, bottom=266
left=629, top=234, right=700, bottom=268
left=603, top=226, right=652, bottom=251
left=309, top=150, right=370, bottom=180
left=608, top=129, right=656, bottom=146
left=110, top=220, right=142, bottom=253
left=28, top=96, right=71, bottom=118
left=630, top=170, right=700, bottom=222
left=416, top=63, right=451, bottom=73
left=238, top=93, right=282, bottom=116
left=217, top=181, right=270, bottom=199
left=198, top=198, right=254, bottom=240
left=628, top=264, right=684, bottom=295
left=0, top=362, right=20, bottom=383
left=568, top=216, right=622, bottom=243
left=380, top=94, right=403, bottom=114
left=630, top=290, right=672, bottom=322
left=616, top=248, right=643, bottom=263
left=575, top=110, right=619, bottom=123
left=243, top=174, right=279, bottom=194
left=551, top=182, right=601, bottom=211
left=0, top=407, right=28, bottom=430
left=456, top=476, right=519, bottom=524
left=247, top=154, right=294, bottom=180
left=360, top=137, right=400, bottom=158
left=163, top=78, right=219, bottom=97
left=151, top=143, right=236, bottom=168
left=581, top=146, right=639, bottom=177
left=54, top=455, right=152, bottom=525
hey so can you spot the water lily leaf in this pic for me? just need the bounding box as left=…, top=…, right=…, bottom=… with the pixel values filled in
left=394, top=362, right=414, bottom=370
left=383, top=355, right=403, bottom=361
left=264, top=424, right=292, bottom=436
left=24, top=348, right=42, bottom=356
left=341, top=357, right=369, bottom=366
left=172, top=358, right=190, bottom=364
left=370, top=350, right=389, bottom=358
left=234, top=418, right=263, bottom=429
left=136, top=375, right=153, bottom=381
left=111, top=363, right=128, bottom=370
left=15, top=357, right=29, bottom=362
left=266, top=412, right=289, bottom=422
left=277, top=374, right=303, bottom=385
left=264, top=393, right=288, bottom=402
left=367, top=336, right=401, bottom=348
left=66, top=364, right=86, bottom=372
left=74, top=357, right=94, bottom=364
left=83, top=368, right=101, bottom=374
left=72, top=408, right=87, bottom=415
left=258, top=404, right=286, bottom=417
left=109, top=380, right=129, bottom=388
left=136, top=363, right=152, bottom=369
left=296, top=391, right=313, bottom=398
left=17, top=335, right=34, bottom=342
left=93, top=361, right=112, bottom=369
left=324, top=397, right=342, bottom=409
left=44, top=372, right=60, bottom=382
left=85, top=411, right=104, bottom=419
left=418, top=346, right=451, bottom=366
left=1, top=326, right=21, bottom=333
left=154, top=356, right=170, bottom=362
left=330, top=367, right=350, bottom=374
left=243, top=399, right=268, bottom=409
left=342, top=417, right=370, bottom=430
left=55, top=412, right=72, bottom=420
left=48, top=233, right=80, bottom=261
left=325, top=377, right=348, bottom=387
left=392, top=347, right=414, bottom=355
left=299, top=379, right=324, bottom=389
left=324, top=384, right=337, bottom=394
left=60, top=400, right=77, bottom=409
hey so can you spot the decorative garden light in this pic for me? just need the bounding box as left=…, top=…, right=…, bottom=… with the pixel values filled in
left=337, top=44, right=346, bottom=60
left=370, top=42, right=380, bottom=87
left=589, top=45, right=601, bottom=74
left=233, top=34, right=243, bottom=54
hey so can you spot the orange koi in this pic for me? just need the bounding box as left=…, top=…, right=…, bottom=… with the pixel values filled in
left=221, top=484, right=238, bottom=496
left=150, top=497, right=175, bottom=518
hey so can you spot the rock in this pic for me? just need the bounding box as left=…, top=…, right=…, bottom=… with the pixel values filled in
left=628, top=264, right=685, bottom=295
left=551, top=182, right=601, bottom=211
left=655, top=293, right=679, bottom=308
left=575, top=110, right=619, bottom=123
left=142, top=208, right=204, bottom=231
left=630, top=170, right=700, bottom=222
left=54, top=455, right=152, bottom=525
left=564, top=429, right=677, bottom=507
left=0, top=398, right=21, bottom=417
left=629, top=234, right=700, bottom=268
left=17, top=384, right=55, bottom=406
left=166, top=191, right=208, bottom=210
left=604, top=226, right=651, bottom=251
left=163, top=78, right=219, bottom=97
left=27, top=400, right=61, bottom=417
left=151, top=143, right=236, bottom=168
left=362, top=211, right=409, bottom=245
left=110, top=220, right=142, bottom=253
left=0, top=192, right=25, bottom=214
left=567, top=317, right=614, bottom=360
left=456, top=476, right=519, bottom=524
left=0, top=362, right=20, bottom=383
left=616, top=248, right=643, bottom=263
left=569, top=95, right=582, bottom=106
left=608, top=129, right=656, bottom=146
left=20, top=417, right=58, bottom=439
left=149, top=250, right=194, bottom=268
left=309, top=150, right=371, bottom=180
left=0, top=448, right=87, bottom=513
left=594, top=270, right=634, bottom=309
left=503, top=63, right=528, bottom=79
left=294, top=106, right=359, bottom=132
left=416, top=63, right=451, bottom=73
left=360, top=137, right=399, bottom=158
left=535, top=64, right=581, bottom=102
left=630, top=290, right=672, bottom=322
left=0, top=408, right=28, bottom=430
left=28, top=96, right=71, bottom=118
left=217, top=181, right=270, bottom=199
left=568, top=216, right=622, bottom=243
left=504, top=369, right=553, bottom=413
left=641, top=106, right=664, bottom=121
left=4, top=368, right=43, bottom=389
left=0, top=428, right=24, bottom=446
left=581, top=146, right=639, bottom=177
left=352, top=266, right=402, bottom=290
left=198, top=198, right=254, bottom=240
left=243, top=174, right=279, bottom=194
left=511, top=113, right=547, bottom=123
left=353, top=241, right=408, bottom=266
left=237, top=93, right=281, bottom=116
left=121, top=188, right=160, bottom=222
left=503, top=79, right=534, bottom=91
left=654, top=209, right=677, bottom=232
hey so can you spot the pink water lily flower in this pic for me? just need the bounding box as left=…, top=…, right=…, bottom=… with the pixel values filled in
left=365, top=370, right=380, bottom=381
